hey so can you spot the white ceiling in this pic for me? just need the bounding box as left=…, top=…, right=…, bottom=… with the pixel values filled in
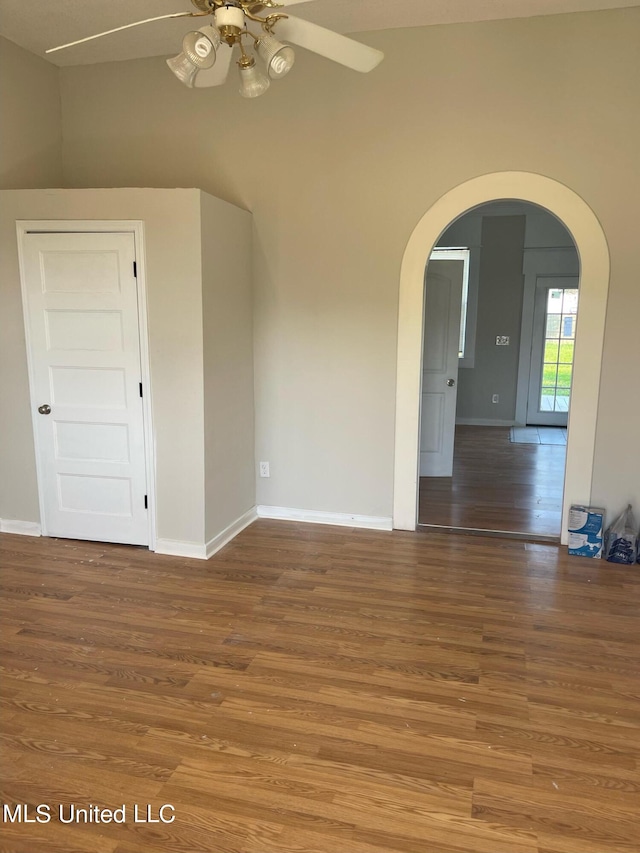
left=1, top=0, right=638, bottom=66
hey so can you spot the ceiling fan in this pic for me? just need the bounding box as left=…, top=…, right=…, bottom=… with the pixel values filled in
left=47, top=0, right=384, bottom=98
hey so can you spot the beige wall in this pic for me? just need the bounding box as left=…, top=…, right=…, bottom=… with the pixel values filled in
left=0, top=37, right=62, bottom=189
left=0, top=189, right=206, bottom=544
left=0, top=187, right=254, bottom=550
left=3, top=8, right=640, bottom=524
left=201, top=192, right=255, bottom=542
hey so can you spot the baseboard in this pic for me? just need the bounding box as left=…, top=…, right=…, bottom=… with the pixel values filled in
left=256, top=505, right=393, bottom=531
left=0, top=518, right=42, bottom=536
left=455, top=418, right=516, bottom=427
left=205, top=507, right=258, bottom=559
left=155, top=507, right=258, bottom=560
left=155, top=538, right=208, bottom=559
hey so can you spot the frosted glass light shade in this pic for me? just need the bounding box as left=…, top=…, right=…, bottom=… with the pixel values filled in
left=256, top=33, right=295, bottom=79
left=166, top=53, right=199, bottom=87
left=238, top=62, right=270, bottom=98
left=183, top=26, right=219, bottom=69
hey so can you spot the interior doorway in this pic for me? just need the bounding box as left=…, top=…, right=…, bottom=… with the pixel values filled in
left=393, top=172, right=611, bottom=544
left=418, top=201, right=579, bottom=539
left=18, top=222, right=155, bottom=548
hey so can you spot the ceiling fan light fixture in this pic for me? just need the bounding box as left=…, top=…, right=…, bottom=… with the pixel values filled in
left=166, top=52, right=200, bottom=87
left=256, top=33, right=295, bottom=79
left=237, top=56, right=270, bottom=98
left=47, top=1, right=385, bottom=98
left=182, top=25, right=220, bottom=69
left=214, top=4, right=245, bottom=41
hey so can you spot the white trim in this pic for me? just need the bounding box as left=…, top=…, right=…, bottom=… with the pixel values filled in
left=155, top=539, right=208, bottom=560
left=515, top=248, right=580, bottom=425
left=429, top=248, right=471, bottom=362
left=257, top=505, right=393, bottom=531
left=455, top=418, right=515, bottom=427
left=205, top=507, right=257, bottom=558
left=156, top=508, right=258, bottom=560
left=393, top=172, right=610, bottom=545
left=16, top=227, right=48, bottom=537
left=436, top=233, right=481, bottom=371
left=524, top=276, right=579, bottom=427
left=460, top=247, right=479, bottom=369
left=131, top=223, right=157, bottom=553
left=0, top=519, right=42, bottom=536
left=15, top=220, right=156, bottom=551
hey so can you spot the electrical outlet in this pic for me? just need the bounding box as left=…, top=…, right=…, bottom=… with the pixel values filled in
left=492, top=394, right=499, bottom=404
left=259, top=461, right=270, bottom=478
left=496, top=335, right=510, bottom=346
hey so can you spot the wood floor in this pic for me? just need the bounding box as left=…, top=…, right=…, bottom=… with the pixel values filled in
left=1, top=521, right=639, bottom=853
left=419, top=426, right=566, bottom=537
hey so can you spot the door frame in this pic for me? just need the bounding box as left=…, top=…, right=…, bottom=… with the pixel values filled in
left=525, top=277, right=578, bottom=427
left=428, top=248, right=471, bottom=362
left=393, top=172, right=610, bottom=544
left=419, top=253, right=467, bottom=477
left=514, top=247, right=579, bottom=426
left=16, top=220, right=157, bottom=551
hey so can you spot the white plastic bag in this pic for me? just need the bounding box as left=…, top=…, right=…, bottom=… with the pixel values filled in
left=604, top=504, right=638, bottom=564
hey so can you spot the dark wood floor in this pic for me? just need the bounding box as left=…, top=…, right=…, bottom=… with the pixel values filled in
left=419, top=426, right=566, bottom=537
left=1, top=521, right=639, bottom=853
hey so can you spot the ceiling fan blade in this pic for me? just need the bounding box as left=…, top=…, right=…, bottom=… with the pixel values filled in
left=274, top=15, right=384, bottom=73
left=193, top=43, right=235, bottom=87
left=46, top=12, right=202, bottom=55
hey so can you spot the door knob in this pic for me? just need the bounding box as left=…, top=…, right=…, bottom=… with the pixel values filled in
left=446, top=379, right=456, bottom=387
left=38, top=404, right=51, bottom=415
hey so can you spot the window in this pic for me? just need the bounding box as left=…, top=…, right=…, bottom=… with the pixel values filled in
left=428, top=248, right=472, bottom=361
left=540, top=287, right=578, bottom=413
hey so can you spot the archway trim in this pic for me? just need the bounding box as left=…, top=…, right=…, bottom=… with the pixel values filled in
left=393, top=171, right=610, bottom=542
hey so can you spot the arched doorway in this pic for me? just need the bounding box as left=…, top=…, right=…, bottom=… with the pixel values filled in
left=393, top=172, right=610, bottom=543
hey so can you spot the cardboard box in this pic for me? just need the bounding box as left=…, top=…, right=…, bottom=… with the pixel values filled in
left=568, top=505, right=605, bottom=558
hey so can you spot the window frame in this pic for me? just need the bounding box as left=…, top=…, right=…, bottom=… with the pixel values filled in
left=428, top=248, right=475, bottom=367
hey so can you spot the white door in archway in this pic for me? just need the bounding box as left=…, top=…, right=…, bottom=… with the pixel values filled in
left=420, top=260, right=464, bottom=476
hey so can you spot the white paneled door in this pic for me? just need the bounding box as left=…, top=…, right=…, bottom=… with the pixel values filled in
left=21, top=232, right=149, bottom=545
left=419, top=260, right=464, bottom=477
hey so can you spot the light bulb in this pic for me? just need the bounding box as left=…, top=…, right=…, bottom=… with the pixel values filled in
left=256, top=33, right=295, bottom=79
left=182, top=27, right=219, bottom=69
